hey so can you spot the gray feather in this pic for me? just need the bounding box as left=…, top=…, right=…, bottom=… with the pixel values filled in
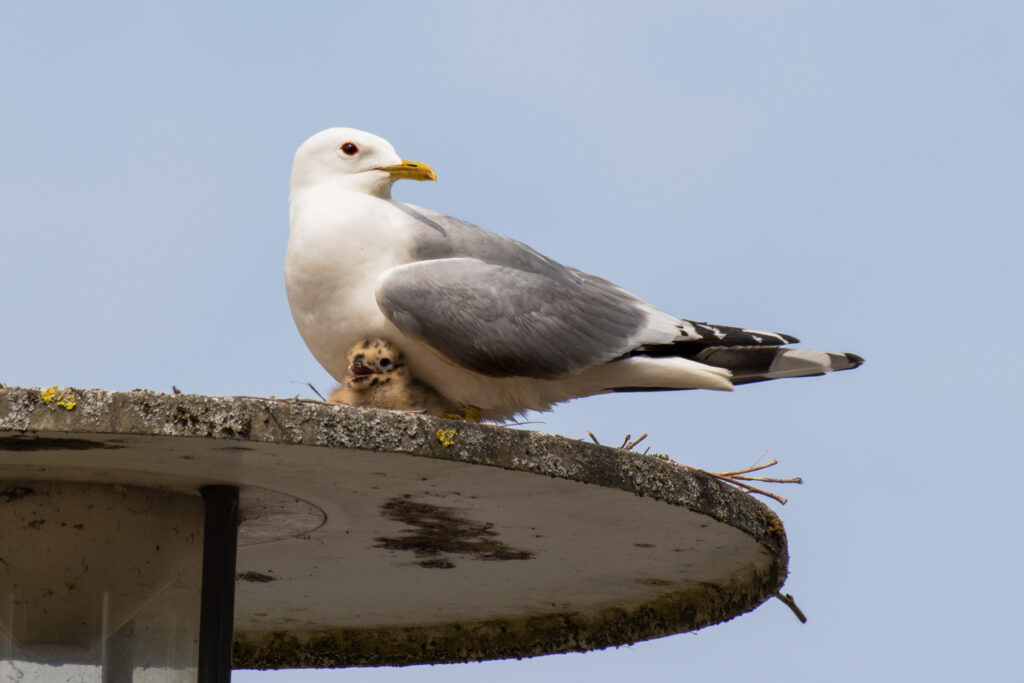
left=376, top=257, right=648, bottom=379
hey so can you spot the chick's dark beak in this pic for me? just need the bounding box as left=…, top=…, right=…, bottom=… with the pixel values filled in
left=348, top=357, right=374, bottom=383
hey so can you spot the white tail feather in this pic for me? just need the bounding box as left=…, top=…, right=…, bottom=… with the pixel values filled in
left=588, top=356, right=734, bottom=392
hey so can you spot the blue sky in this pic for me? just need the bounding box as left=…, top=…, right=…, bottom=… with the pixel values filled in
left=2, top=2, right=1022, bottom=681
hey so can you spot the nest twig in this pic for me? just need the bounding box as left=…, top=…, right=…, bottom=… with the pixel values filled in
left=588, top=431, right=651, bottom=454
left=695, top=451, right=802, bottom=505
left=235, top=394, right=328, bottom=405
left=775, top=592, right=808, bottom=623
left=692, top=449, right=802, bottom=504
left=588, top=434, right=801, bottom=504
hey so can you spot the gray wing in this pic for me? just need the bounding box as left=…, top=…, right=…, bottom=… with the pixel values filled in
left=394, top=202, right=582, bottom=281
left=375, top=257, right=651, bottom=379
left=379, top=202, right=804, bottom=379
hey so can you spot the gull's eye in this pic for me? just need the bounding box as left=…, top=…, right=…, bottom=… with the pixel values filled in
left=340, top=142, right=359, bottom=156
left=379, top=357, right=392, bottom=369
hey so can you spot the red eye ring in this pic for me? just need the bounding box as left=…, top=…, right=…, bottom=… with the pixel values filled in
left=340, top=142, right=359, bottom=156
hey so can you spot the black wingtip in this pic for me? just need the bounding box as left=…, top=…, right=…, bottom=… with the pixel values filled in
left=781, top=333, right=800, bottom=344
left=844, top=352, right=865, bottom=367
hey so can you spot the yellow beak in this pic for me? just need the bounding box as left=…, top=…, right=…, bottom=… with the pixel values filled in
left=379, top=159, right=437, bottom=182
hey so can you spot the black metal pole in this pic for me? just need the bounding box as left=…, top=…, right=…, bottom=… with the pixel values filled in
left=198, top=485, right=239, bottom=682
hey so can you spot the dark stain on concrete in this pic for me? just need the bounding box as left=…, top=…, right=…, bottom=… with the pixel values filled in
left=375, top=497, right=533, bottom=568
left=0, top=435, right=122, bottom=452
left=0, top=484, right=34, bottom=502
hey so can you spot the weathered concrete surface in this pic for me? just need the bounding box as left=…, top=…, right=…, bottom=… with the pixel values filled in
left=0, top=386, right=788, bottom=668
left=0, top=481, right=203, bottom=668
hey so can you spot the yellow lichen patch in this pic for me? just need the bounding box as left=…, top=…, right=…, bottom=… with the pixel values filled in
left=438, top=405, right=481, bottom=422
left=41, top=386, right=76, bottom=410
left=436, top=428, right=456, bottom=447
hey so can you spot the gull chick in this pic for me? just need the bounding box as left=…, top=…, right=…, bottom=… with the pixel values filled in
left=286, top=128, right=863, bottom=421
left=328, top=338, right=459, bottom=417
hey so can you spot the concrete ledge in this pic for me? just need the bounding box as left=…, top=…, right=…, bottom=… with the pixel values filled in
left=0, top=386, right=788, bottom=668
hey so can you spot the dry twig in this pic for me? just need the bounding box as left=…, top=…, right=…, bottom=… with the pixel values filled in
left=694, top=463, right=799, bottom=505
left=302, top=381, right=327, bottom=402
left=687, top=449, right=802, bottom=505
left=774, top=592, right=808, bottom=623
left=588, top=431, right=649, bottom=451
left=235, top=394, right=327, bottom=405
left=237, top=381, right=330, bottom=406
left=624, top=433, right=648, bottom=451
left=588, top=434, right=802, bottom=504
left=503, top=419, right=546, bottom=428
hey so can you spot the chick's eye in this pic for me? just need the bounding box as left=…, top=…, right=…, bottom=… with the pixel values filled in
left=341, top=142, right=359, bottom=156
left=379, top=357, right=391, bottom=368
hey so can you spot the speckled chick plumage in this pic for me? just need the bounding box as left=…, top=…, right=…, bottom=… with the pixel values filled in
left=328, top=338, right=459, bottom=417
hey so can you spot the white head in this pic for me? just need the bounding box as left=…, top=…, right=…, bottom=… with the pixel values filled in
left=289, top=127, right=436, bottom=199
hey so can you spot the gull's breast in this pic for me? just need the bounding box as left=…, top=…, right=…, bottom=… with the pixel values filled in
left=285, top=189, right=414, bottom=382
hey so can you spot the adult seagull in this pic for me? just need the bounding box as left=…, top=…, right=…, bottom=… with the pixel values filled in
left=285, top=128, right=862, bottom=421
